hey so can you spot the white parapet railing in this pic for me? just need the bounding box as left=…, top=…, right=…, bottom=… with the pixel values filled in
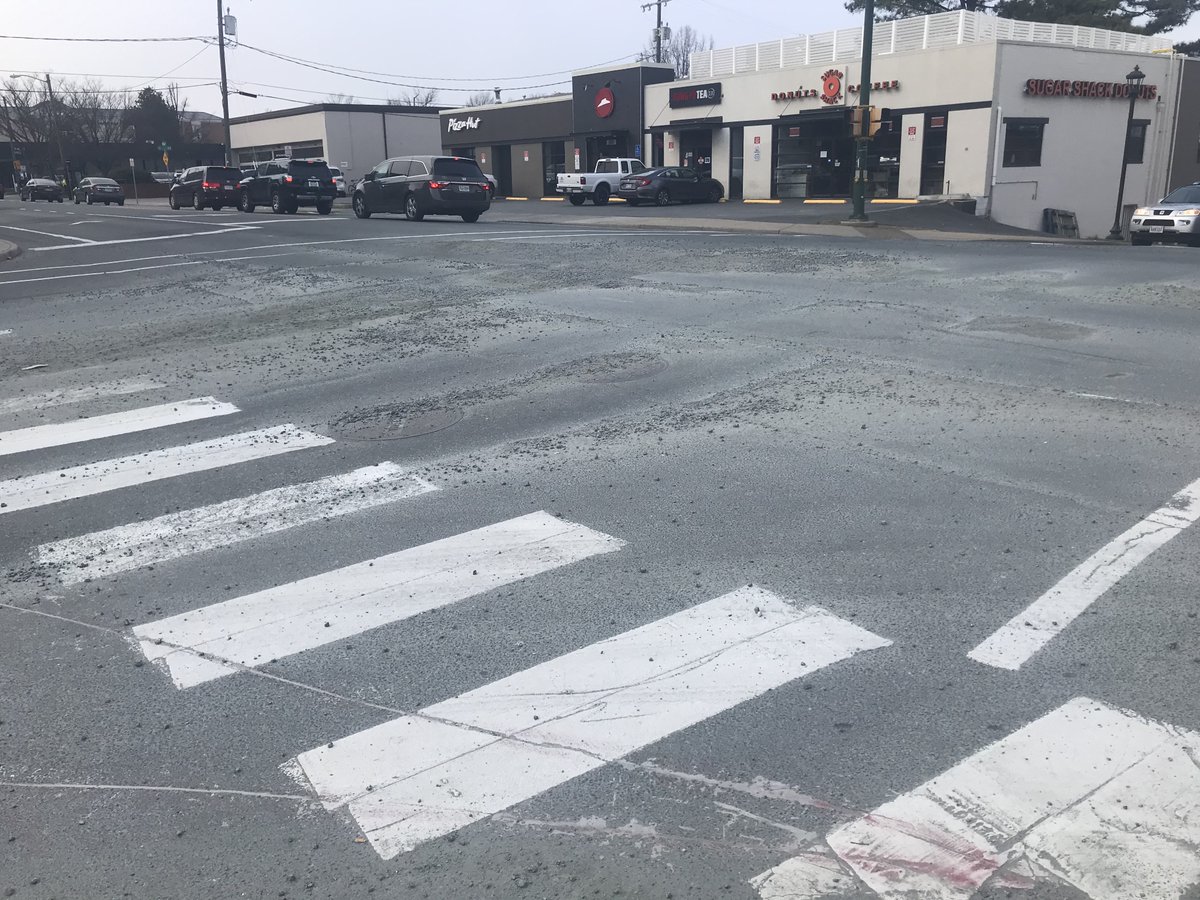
left=687, top=10, right=1174, bottom=79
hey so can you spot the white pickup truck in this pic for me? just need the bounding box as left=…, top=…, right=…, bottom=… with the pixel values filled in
left=557, top=158, right=647, bottom=206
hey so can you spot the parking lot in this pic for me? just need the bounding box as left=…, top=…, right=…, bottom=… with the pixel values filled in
left=3, top=199, right=1200, bottom=900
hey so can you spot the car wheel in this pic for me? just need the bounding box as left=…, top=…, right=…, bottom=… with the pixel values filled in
left=461, top=212, right=481, bottom=223
left=317, top=200, right=333, bottom=215
left=118, top=200, right=125, bottom=206
left=194, top=193, right=205, bottom=211
left=404, top=192, right=425, bottom=222
left=352, top=193, right=371, bottom=219
left=1130, top=236, right=1152, bottom=246
left=57, top=197, right=63, bottom=203
left=239, top=191, right=255, bottom=213
left=104, top=201, right=110, bottom=206
left=74, top=195, right=80, bottom=204
left=593, top=184, right=610, bottom=206
left=271, top=191, right=285, bottom=214
left=567, top=194, right=586, bottom=207
left=707, top=185, right=722, bottom=203
left=169, top=192, right=180, bottom=210
left=654, top=188, right=671, bottom=207
left=86, top=194, right=93, bottom=205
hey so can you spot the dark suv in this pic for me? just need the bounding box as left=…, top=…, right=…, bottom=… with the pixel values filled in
left=238, top=158, right=337, bottom=215
left=353, top=156, right=490, bottom=222
left=170, top=165, right=244, bottom=211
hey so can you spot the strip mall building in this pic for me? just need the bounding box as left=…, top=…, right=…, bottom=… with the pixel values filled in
left=444, top=11, right=1200, bottom=238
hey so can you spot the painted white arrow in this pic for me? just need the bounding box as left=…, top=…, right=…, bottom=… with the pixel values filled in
left=751, top=697, right=1200, bottom=900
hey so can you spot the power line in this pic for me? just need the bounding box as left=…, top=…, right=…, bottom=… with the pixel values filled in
left=0, top=34, right=208, bottom=43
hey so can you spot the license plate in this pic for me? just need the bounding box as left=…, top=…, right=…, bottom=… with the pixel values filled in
left=456, top=184, right=472, bottom=192
left=308, top=179, right=319, bottom=187
left=1150, top=226, right=1164, bottom=233
left=224, top=184, right=233, bottom=189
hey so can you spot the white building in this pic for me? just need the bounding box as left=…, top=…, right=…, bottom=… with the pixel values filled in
left=228, top=102, right=442, bottom=186
left=644, top=11, right=1198, bottom=237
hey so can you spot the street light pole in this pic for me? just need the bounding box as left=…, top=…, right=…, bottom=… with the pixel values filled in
left=217, top=0, right=232, bottom=165
left=1107, top=65, right=1146, bottom=241
left=847, top=0, right=875, bottom=223
left=44, top=73, right=66, bottom=181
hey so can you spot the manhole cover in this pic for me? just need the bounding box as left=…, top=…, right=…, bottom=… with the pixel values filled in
left=584, top=355, right=668, bottom=384
left=334, top=408, right=464, bottom=441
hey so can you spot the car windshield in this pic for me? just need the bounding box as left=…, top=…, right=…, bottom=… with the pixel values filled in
left=288, top=160, right=332, bottom=178
left=431, top=158, right=484, bottom=180
left=208, top=167, right=243, bottom=181
left=1162, top=185, right=1200, bottom=204
left=92, top=178, right=117, bottom=186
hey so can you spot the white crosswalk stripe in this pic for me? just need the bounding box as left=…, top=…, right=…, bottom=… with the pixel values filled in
left=133, top=511, right=625, bottom=689
left=289, top=587, right=891, bottom=859
left=0, top=396, right=237, bottom=457
left=750, top=697, right=1200, bottom=900
left=36, top=462, right=439, bottom=584
left=0, top=424, right=332, bottom=514
left=0, top=378, right=164, bottom=416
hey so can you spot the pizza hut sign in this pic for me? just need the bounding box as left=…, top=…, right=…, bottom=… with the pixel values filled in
left=446, top=116, right=481, bottom=132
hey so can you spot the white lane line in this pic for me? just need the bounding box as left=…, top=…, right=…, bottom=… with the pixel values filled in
left=30, top=226, right=260, bottom=252
left=750, top=697, right=1200, bottom=900
left=0, top=396, right=237, bottom=458
left=0, top=424, right=331, bottom=515
left=968, top=476, right=1200, bottom=670
left=0, top=223, right=96, bottom=244
left=0, top=379, right=164, bottom=415
left=39, top=463, right=438, bottom=584
left=0, top=252, right=302, bottom=287
left=0, top=329, right=11, bottom=336
left=134, top=511, right=623, bottom=689
left=291, top=587, right=891, bottom=859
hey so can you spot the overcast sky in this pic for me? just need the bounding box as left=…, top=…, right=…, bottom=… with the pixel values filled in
left=6, top=0, right=1200, bottom=116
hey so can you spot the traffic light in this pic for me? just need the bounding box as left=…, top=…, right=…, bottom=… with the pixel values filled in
left=850, top=105, right=867, bottom=138
left=851, top=107, right=893, bottom=138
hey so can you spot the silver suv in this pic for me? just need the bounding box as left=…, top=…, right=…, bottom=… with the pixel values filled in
left=1129, top=183, right=1200, bottom=246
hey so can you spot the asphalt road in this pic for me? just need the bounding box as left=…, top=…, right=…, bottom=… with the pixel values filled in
left=2, top=198, right=1199, bottom=900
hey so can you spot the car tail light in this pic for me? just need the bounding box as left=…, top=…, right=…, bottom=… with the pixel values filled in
left=428, top=181, right=446, bottom=189
left=580, top=177, right=586, bottom=185
left=202, top=181, right=218, bottom=190
left=284, top=175, right=294, bottom=183
left=639, top=178, right=652, bottom=186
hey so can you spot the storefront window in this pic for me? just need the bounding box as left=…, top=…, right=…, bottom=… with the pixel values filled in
left=1002, top=119, right=1046, bottom=168
left=1126, top=120, right=1147, bottom=165
left=920, top=112, right=948, bottom=195
left=870, top=113, right=900, bottom=199
left=729, top=126, right=744, bottom=200
left=774, top=114, right=853, bottom=199
left=542, top=142, right=566, bottom=195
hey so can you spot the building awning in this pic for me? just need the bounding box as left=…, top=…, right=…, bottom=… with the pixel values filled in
left=647, top=116, right=724, bottom=133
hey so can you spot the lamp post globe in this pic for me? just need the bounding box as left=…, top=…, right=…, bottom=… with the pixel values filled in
left=1107, top=65, right=1147, bottom=241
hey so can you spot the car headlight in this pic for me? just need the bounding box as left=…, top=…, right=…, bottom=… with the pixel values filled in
left=1177, top=208, right=1200, bottom=216
left=1134, top=208, right=1152, bottom=216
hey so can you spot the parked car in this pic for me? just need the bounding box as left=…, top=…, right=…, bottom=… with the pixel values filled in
left=1129, top=183, right=1200, bottom=246
left=72, top=177, right=125, bottom=206
left=237, top=158, right=337, bottom=214
left=352, top=155, right=490, bottom=223
left=150, top=171, right=176, bottom=184
left=330, top=166, right=347, bottom=197
left=617, top=166, right=724, bottom=207
left=558, top=158, right=647, bottom=206
left=19, top=178, right=63, bottom=202
left=170, top=165, right=244, bottom=210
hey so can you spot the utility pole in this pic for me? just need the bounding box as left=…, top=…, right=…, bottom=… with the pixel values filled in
left=641, top=0, right=671, bottom=65
left=847, top=0, right=874, bottom=223
left=45, top=73, right=66, bottom=181
left=217, top=0, right=232, bottom=165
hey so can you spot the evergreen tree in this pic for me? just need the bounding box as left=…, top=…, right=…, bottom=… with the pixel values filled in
left=845, top=0, right=1199, bottom=34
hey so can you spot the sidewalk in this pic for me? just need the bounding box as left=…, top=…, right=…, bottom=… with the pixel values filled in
left=485, top=197, right=1082, bottom=243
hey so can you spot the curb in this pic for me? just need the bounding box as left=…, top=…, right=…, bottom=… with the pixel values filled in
left=0, top=239, right=22, bottom=263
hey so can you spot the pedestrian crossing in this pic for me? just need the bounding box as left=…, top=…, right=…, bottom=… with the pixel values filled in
left=0, top=388, right=893, bottom=861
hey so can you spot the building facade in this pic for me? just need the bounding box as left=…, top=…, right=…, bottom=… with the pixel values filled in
left=648, top=11, right=1191, bottom=236
left=438, top=62, right=675, bottom=198
left=229, top=103, right=442, bottom=186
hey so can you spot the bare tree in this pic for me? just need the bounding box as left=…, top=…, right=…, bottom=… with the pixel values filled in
left=163, top=82, right=195, bottom=142
left=66, top=79, right=132, bottom=145
left=325, top=92, right=356, bottom=103
left=642, top=25, right=715, bottom=78
left=464, top=91, right=496, bottom=107
left=391, top=88, right=440, bottom=106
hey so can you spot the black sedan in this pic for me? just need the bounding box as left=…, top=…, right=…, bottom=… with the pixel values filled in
left=20, top=178, right=64, bottom=202
left=617, top=166, right=724, bottom=207
left=72, top=177, right=125, bottom=206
